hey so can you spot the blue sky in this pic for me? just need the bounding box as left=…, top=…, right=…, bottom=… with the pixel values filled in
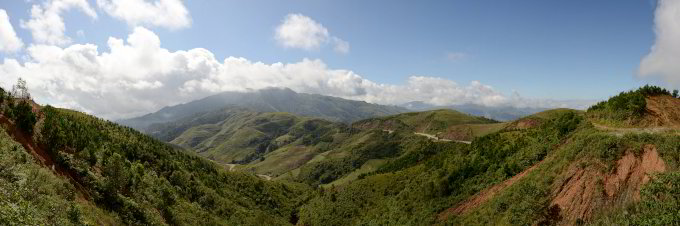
left=0, top=0, right=677, bottom=119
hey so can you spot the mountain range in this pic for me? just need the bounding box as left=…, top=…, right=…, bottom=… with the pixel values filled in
left=1, top=85, right=679, bottom=225
left=118, top=87, right=408, bottom=131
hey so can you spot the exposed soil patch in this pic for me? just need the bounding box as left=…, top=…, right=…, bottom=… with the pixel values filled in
left=505, top=118, right=541, bottom=130
left=437, top=158, right=547, bottom=220
left=0, top=113, right=91, bottom=200
left=640, top=96, right=680, bottom=127
left=551, top=145, right=666, bottom=223
left=438, top=125, right=473, bottom=141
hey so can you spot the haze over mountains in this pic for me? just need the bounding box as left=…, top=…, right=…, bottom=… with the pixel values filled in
left=401, top=101, right=547, bottom=121
left=120, top=88, right=550, bottom=133
left=119, top=88, right=408, bottom=131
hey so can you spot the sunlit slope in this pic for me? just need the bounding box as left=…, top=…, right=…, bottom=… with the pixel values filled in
left=353, top=109, right=503, bottom=141
left=1, top=101, right=310, bottom=225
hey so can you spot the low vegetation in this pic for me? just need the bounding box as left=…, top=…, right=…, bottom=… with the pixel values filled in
left=587, top=85, right=672, bottom=123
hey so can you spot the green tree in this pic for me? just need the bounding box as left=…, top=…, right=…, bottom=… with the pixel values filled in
left=12, top=100, right=37, bottom=135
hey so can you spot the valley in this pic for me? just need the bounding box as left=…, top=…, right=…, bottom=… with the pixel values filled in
left=1, top=85, right=679, bottom=225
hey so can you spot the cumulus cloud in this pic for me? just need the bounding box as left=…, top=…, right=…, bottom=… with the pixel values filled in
left=97, top=0, right=191, bottom=30
left=639, top=0, right=680, bottom=86
left=0, top=27, right=588, bottom=120
left=275, top=13, right=349, bottom=54
left=0, top=9, right=24, bottom=53
left=20, top=0, right=97, bottom=46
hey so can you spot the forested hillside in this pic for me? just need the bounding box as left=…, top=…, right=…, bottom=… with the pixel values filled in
left=0, top=87, right=310, bottom=225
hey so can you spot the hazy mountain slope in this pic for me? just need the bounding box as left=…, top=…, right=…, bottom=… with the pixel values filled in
left=166, top=108, right=347, bottom=165
left=401, top=101, right=546, bottom=121
left=119, top=87, right=408, bottom=131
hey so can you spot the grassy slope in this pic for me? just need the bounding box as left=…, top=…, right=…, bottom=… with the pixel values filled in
left=353, top=109, right=503, bottom=141
left=168, top=109, right=344, bottom=165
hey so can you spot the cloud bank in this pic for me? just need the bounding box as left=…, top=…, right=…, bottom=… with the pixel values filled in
left=0, top=27, right=591, bottom=120
left=639, top=0, right=680, bottom=86
left=97, top=0, right=191, bottom=30
left=0, top=9, right=24, bottom=53
left=275, top=13, right=349, bottom=54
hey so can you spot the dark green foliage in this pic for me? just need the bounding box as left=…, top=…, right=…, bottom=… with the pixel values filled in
left=588, top=85, right=672, bottom=122
left=296, top=131, right=404, bottom=186
left=0, top=129, right=103, bottom=225
left=637, top=84, right=671, bottom=96
left=38, top=106, right=310, bottom=225
left=587, top=85, right=667, bottom=122
left=0, top=87, right=5, bottom=105
left=673, top=89, right=679, bottom=98
left=10, top=100, right=37, bottom=135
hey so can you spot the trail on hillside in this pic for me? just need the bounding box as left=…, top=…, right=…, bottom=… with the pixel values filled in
left=413, top=132, right=471, bottom=144
left=592, top=123, right=679, bottom=137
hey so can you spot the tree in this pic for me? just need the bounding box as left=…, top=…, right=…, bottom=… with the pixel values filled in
left=673, top=89, right=679, bottom=98
left=12, top=100, right=37, bottom=135
left=11, top=77, right=30, bottom=99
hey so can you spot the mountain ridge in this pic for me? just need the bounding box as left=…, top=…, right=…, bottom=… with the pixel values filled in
left=119, top=87, right=408, bottom=131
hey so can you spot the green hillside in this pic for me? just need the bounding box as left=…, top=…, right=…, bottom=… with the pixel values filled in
left=3, top=85, right=680, bottom=225
left=0, top=94, right=311, bottom=225
left=151, top=107, right=508, bottom=187
left=297, top=108, right=680, bottom=225
left=353, top=109, right=503, bottom=141
left=155, top=108, right=347, bottom=165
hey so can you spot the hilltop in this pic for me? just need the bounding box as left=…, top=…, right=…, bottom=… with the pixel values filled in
left=353, top=109, right=504, bottom=141
left=119, top=87, right=408, bottom=131
left=587, top=85, right=680, bottom=128
left=401, top=101, right=547, bottom=121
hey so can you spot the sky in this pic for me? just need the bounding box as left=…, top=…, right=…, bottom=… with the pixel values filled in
left=0, top=0, right=678, bottom=120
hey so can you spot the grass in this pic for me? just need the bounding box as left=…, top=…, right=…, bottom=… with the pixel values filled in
left=324, top=159, right=389, bottom=188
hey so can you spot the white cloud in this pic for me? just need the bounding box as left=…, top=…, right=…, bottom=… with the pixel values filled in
left=97, top=0, right=191, bottom=30
left=0, top=27, right=588, bottom=120
left=20, top=0, right=97, bottom=46
left=275, top=13, right=349, bottom=53
left=0, top=9, right=24, bottom=53
left=639, top=0, right=680, bottom=86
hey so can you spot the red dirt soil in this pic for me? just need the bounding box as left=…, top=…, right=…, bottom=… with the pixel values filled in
left=0, top=107, right=91, bottom=199
left=505, top=118, right=541, bottom=130
left=437, top=158, right=547, bottom=220
left=551, top=145, right=665, bottom=223
left=639, top=96, right=680, bottom=127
